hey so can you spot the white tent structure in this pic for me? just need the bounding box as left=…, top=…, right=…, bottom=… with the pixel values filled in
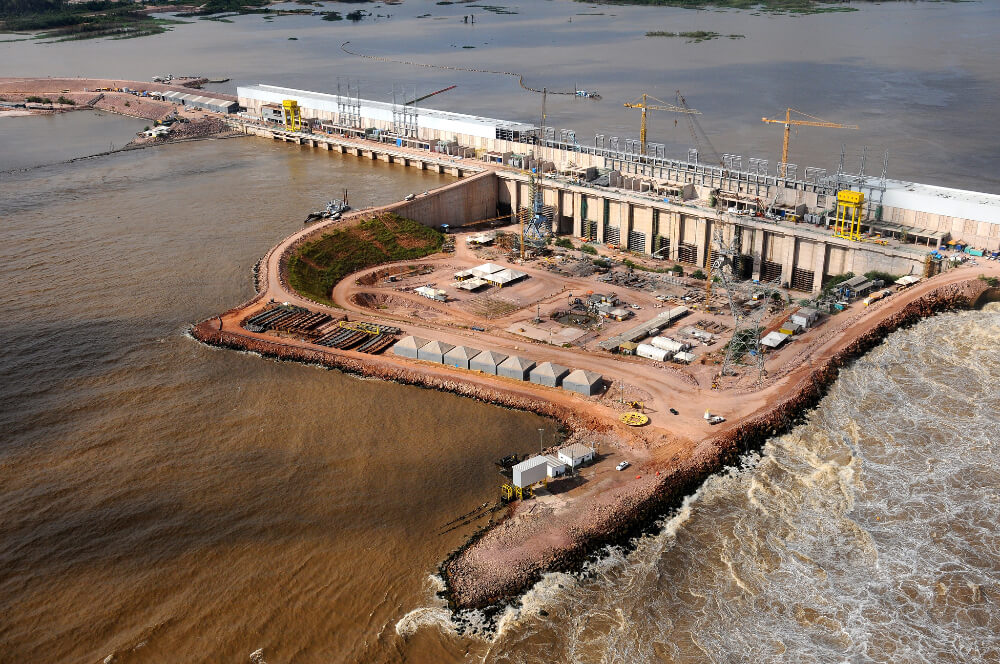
left=417, top=340, right=455, bottom=363
left=443, top=345, right=481, bottom=369
left=562, top=369, right=603, bottom=396
left=470, top=350, right=508, bottom=374
left=529, top=362, right=570, bottom=388
left=498, top=355, right=535, bottom=381
left=392, top=336, right=430, bottom=359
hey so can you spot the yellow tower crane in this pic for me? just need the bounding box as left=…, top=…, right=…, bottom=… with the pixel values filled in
left=623, top=93, right=700, bottom=155
left=761, top=108, right=858, bottom=178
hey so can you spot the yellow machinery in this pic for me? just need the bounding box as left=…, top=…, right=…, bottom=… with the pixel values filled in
left=620, top=411, right=649, bottom=426
left=501, top=483, right=535, bottom=501
left=624, top=93, right=700, bottom=155
left=282, top=99, right=302, bottom=131
left=761, top=108, right=858, bottom=177
left=834, top=190, right=865, bottom=241
left=338, top=320, right=383, bottom=335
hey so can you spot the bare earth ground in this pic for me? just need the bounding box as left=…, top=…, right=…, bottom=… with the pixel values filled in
left=192, top=176, right=1000, bottom=606
left=0, top=77, right=236, bottom=124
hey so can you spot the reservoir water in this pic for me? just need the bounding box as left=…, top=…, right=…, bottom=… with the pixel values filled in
left=2, top=1, right=999, bottom=661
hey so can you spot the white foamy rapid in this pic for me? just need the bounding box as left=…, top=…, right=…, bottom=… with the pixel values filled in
left=409, top=304, right=1000, bottom=662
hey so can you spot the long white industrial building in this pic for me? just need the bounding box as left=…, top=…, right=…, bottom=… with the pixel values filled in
left=235, top=83, right=1000, bottom=251
left=237, top=83, right=537, bottom=146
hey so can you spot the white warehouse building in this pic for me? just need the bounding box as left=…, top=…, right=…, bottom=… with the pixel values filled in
left=236, top=84, right=538, bottom=148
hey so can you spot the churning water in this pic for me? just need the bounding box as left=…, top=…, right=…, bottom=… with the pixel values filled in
left=407, top=304, right=999, bottom=663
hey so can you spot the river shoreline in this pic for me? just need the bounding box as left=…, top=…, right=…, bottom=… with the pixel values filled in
left=190, top=266, right=997, bottom=609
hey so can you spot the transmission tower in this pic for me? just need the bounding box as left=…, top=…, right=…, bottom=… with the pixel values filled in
left=710, top=227, right=781, bottom=385
left=521, top=171, right=550, bottom=248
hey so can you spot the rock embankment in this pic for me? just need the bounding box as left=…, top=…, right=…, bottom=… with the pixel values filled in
left=189, top=321, right=609, bottom=436
left=440, top=275, right=992, bottom=609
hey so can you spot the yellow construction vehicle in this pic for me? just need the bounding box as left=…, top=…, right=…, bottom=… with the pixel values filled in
left=624, top=93, right=700, bottom=155
left=761, top=108, right=858, bottom=177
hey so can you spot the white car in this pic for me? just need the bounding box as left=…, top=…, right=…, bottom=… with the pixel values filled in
left=616, top=461, right=630, bottom=471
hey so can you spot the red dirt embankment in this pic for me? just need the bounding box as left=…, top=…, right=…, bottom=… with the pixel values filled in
left=439, top=276, right=994, bottom=609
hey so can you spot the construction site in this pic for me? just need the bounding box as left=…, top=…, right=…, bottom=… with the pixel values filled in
left=213, top=80, right=1000, bottom=493
left=185, top=78, right=1000, bottom=610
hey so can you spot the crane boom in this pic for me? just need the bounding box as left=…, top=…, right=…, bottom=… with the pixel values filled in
left=623, top=92, right=700, bottom=154
left=762, top=108, right=859, bottom=177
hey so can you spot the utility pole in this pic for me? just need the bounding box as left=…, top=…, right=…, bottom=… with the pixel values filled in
left=538, top=428, right=545, bottom=453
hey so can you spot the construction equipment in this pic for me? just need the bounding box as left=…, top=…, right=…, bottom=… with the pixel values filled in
left=282, top=99, right=302, bottom=131
left=710, top=227, right=782, bottom=386
left=620, top=411, right=649, bottom=426
left=623, top=93, right=700, bottom=155
left=833, top=189, right=865, bottom=241
left=518, top=170, right=550, bottom=259
left=675, top=90, right=721, bottom=166
left=404, top=85, right=456, bottom=105
left=338, top=320, right=399, bottom=335
left=761, top=108, right=858, bottom=178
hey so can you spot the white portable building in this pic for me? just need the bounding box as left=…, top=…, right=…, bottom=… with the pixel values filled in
left=760, top=331, right=789, bottom=348
left=636, top=343, right=670, bottom=362
left=557, top=443, right=595, bottom=468
left=673, top=351, right=696, bottom=364
left=512, top=455, right=549, bottom=488
left=790, top=307, right=819, bottom=328
left=392, top=336, right=430, bottom=359
left=414, top=286, right=446, bottom=302
left=544, top=455, right=567, bottom=477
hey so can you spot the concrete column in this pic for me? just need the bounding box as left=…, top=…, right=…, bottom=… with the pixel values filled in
left=572, top=192, right=583, bottom=238
left=780, top=235, right=796, bottom=286
left=553, top=189, right=563, bottom=234
left=668, top=212, right=681, bottom=261
left=596, top=195, right=606, bottom=244
left=811, top=242, right=828, bottom=294
left=694, top=218, right=709, bottom=267
left=751, top=230, right=764, bottom=281
left=643, top=207, right=654, bottom=255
